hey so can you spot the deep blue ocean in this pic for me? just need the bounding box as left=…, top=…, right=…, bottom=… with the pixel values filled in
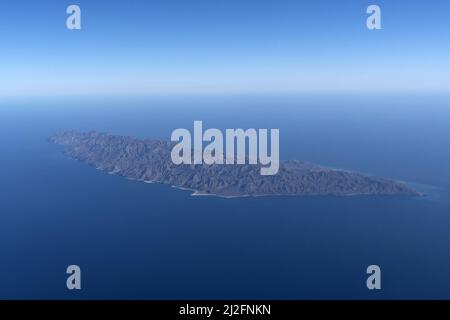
left=1, top=93, right=450, bottom=299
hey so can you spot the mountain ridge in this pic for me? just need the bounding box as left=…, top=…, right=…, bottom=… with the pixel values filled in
left=49, top=131, right=422, bottom=198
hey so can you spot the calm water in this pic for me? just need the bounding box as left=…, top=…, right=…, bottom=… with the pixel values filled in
left=1, top=94, right=450, bottom=299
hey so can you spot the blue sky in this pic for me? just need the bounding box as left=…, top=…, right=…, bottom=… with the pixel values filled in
left=1, top=0, right=450, bottom=95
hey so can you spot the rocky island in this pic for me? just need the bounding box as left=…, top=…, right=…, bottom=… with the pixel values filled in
left=49, top=131, right=421, bottom=198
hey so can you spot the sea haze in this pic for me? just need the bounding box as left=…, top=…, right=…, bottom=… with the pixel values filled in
left=0, top=93, right=450, bottom=299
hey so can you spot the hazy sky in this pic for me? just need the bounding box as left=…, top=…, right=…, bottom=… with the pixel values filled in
left=1, top=0, right=450, bottom=95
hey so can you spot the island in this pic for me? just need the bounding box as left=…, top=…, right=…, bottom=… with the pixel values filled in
left=49, top=131, right=421, bottom=198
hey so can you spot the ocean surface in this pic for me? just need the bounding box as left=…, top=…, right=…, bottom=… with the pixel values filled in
left=1, top=93, right=450, bottom=299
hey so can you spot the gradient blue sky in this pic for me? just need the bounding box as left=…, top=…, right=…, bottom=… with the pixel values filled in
left=1, top=0, right=450, bottom=95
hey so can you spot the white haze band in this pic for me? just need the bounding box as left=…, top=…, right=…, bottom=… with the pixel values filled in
left=171, top=121, right=280, bottom=176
